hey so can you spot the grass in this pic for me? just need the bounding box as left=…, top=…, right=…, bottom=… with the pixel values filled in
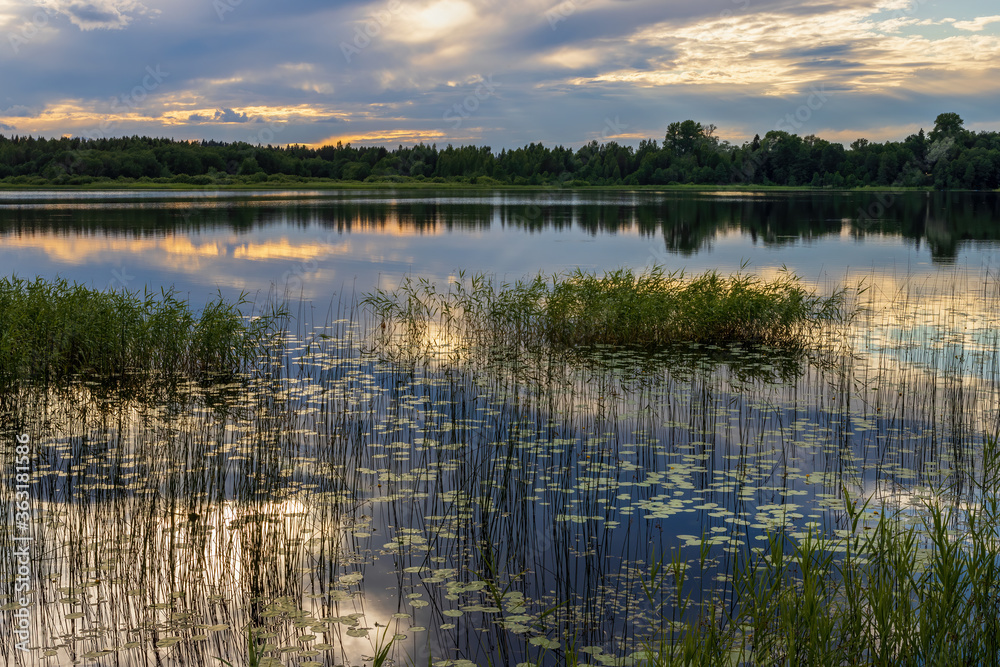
left=215, top=627, right=263, bottom=667
left=0, top=178, right=939, bottom=192
left=637, top=446, right=1000, bottom=666
left=3, top=266, right=998, bottom=666
left=364, top=265, right=852, bottom=356
left=0, top=276, right=285, bottom=387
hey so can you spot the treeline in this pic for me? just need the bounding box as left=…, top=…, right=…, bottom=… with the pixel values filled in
left=1, top=113, right=998, bottom=189
left=4, top=191, right=996, bottom=262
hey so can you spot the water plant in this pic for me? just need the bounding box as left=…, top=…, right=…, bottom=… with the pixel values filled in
left=634, top=438, right=1000, bottom=665
left=0, top=276, right=286, bottom=386
left=215, top=627, right=263, bottom=667
left=363, top=266, right=852, bottom=360
left=3, top=264, right=999, bottom=666
left=370, top=622, right=397, bottom=667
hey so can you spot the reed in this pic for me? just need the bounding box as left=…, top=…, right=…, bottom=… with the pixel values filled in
left=363, top=266, right=850, bottom=357
left=4, top=266, right=999, bottom=666
left=639, top=438, right=1000, bottom=666
left=0, top=276, right=285, bottom=386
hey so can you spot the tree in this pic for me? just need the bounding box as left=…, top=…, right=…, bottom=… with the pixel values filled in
left=904, top=129, right=927, bottom=164
left=877, top=150, right=899, bottom=185
left=930, top=112, right=965, bottom=143
left=820, top=143, right=846, bottom=174
left=665, top=120, right=705, bottom=157
left=237, top=156, right=263, bottom=175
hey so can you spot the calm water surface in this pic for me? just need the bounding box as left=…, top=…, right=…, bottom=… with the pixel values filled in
left=2, top=189, right=1000, bottom=666
left=3, top=189, right=999, bottom=302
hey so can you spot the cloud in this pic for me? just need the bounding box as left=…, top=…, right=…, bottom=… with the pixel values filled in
left=953, top=16, right=1000, bottom=32
left=186, top=108, right=254, bottom=123
left=388, top=0, right=477, bottom=44
left=40, top=0, right=158, bottom=30
left=0, top=122, right=15, bottom=131
left=310, top=128, right=448, bottom=147
left=555, top=5, right=1000, bottom=100
left=2, top=0, right=1000, bottom=150
left=1, top=106, right=37, bottom=117
left=213, top=108, right=250, bottom=123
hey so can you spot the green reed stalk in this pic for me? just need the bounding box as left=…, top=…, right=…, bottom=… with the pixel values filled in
left=637, top=437, right=1000, bottom=666
left=0, top=276, right=285, bottom=387
left=363, top=266, right=851, bottom=356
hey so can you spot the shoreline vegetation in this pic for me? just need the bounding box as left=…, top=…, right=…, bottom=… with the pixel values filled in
left=0, top=180, right=956, bottom=192
left=0, top=276, right=285, bottom=387
left=364, top=266, right=852, bottom=356
left=2, top=112, right=999, bottom=191
left=641, top=467, right=1000, bottom=666
left=3, top=272, right=1000, bottom=664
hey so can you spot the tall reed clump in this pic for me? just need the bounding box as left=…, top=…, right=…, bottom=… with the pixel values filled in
left=363, top=266, right=850, bottom=356
left=541, top=266, right=847, bottom=349
left=641, top=436, right=1000, bottom=666
left=0, top=276, right=284, bottom=386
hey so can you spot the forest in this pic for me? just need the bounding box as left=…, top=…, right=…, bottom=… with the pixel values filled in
left=1, top=113, right=998, bottom=189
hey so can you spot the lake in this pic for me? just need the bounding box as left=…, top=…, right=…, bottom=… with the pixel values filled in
left=2, top=189, right=1000, bottom=666
left=4, top=189, right=1000, bottom=303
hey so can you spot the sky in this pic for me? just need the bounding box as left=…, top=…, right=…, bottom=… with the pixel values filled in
left=1, top=0, right=1000, bottom=150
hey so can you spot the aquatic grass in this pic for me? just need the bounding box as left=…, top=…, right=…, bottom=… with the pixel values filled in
left=635, top=439, right=1000, bottom=666
left=4, top=267, right=1000, bottom=667
left=363, top=266, right=852, bottom=361
left=0, top=276, right=285, bottom=387
left=369, top=622, right=396, bottom=667
left=215, top=627, right=263, bottom=667
left=539, top=266, right=848, bottom=350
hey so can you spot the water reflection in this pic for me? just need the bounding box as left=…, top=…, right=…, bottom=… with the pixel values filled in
left=2, top=191, right=1000, bottom=665
left=3, top=258, right=999, bottom=664
left=1, top=191, right=999, bottom=307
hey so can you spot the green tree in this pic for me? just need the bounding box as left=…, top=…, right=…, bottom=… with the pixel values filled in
left=877, top=150, right=898, bottom=185
left=930, top=112, right=965, bottom=143
left=237, top=156, right=263, bottom=175
left=665, top=120, right=705, bottom=157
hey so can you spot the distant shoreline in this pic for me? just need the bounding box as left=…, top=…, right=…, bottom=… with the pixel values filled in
left=0, top=181, right=960, bottom=193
